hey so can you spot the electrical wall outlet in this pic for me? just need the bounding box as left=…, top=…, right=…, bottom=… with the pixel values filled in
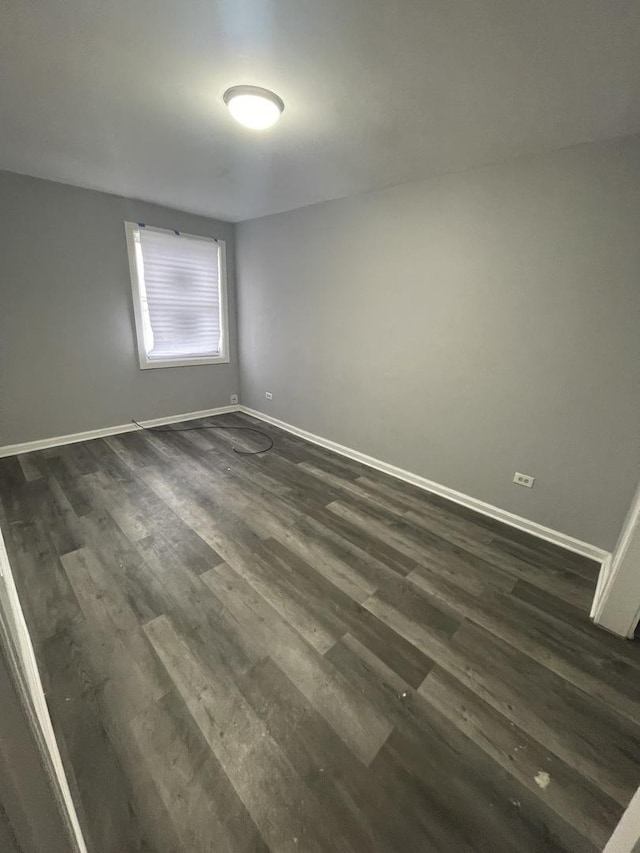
left=513, top=472, right=535, bottom=488
left=265, top=391, right=273, bottom=400
left=230, top=394, right=238, bottom=404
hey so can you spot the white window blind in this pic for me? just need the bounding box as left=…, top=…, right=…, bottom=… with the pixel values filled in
left=127, top=223, right=227, bottom=367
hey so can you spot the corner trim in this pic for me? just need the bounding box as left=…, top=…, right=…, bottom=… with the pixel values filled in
left=590, top=554, right=613, bottom=619
left=0, top=405, right=240, bottom=458
left=590, top=481, right=640, bottom=636
left=239, top=406, right=610, bottom=566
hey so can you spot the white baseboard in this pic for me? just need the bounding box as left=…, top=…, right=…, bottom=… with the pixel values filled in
left=0, top=405, right=240, bottom=458
left=0, top=402, right=610, bottom=567
left=240, top=406, right=610, bottom=566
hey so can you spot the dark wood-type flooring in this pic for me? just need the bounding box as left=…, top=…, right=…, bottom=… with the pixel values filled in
left=1, top=412, right=639, bottom=852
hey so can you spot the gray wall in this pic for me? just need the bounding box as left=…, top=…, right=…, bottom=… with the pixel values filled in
left=237, top=135, right=640, bottom=551
left=0, top=172, right=238, bottom=446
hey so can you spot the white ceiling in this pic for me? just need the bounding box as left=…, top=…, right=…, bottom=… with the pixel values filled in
left=2, top=1, right=640, bottom=222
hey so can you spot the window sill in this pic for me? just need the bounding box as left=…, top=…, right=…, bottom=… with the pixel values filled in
left=139, top=355, right=230, bottom=369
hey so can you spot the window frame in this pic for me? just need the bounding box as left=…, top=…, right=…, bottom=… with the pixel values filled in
left=124, top=221, right=230, bottom=370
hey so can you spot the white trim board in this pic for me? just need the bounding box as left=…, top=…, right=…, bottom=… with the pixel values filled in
left=239, top=406, right=610, bottom=566
left=0, top=528, right=87, bottom=852
left=590, top=481, right=640, bottom=637
left=590, top=554, right=614, bottom=620
left=0, top=405, right=240, bottom=458
left=603, top=786, right=640, bottom=853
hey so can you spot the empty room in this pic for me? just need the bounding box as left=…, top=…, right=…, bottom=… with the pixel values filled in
left=1, top=2, right=640, bottom=852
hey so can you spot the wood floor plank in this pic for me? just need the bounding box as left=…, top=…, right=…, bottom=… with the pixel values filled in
left=46, top=454, right=93, bottom=517
left=62, top=546, right=142, bottom=635
left=301, top=506, right=418, bottom=577
left=177, top=415, right=268, bottom=457
left=61, top=548, right=170, bottom=722
left=102, top=712, right=190, bottom=853
left=510, top=579, right=640, bottom=665
left=0, top=801, right=21, bottom=853
left=355, top=473, right=496, bottom=545
left=329, top=619, right=594, bottom=851
left=181, top=428, right=338, bottom=509
left=365, top=572, right=462, bottom=644
left=49, top=441, right=100, bottom=477
left=104, top=431, right=168, bottom=469
left=202, top=563, right=394, bottom=766
left=420, top=666, right=622, bottom=848
left=374, top=713, right=593, bottom=853
left=411, top=545, right=516, bottom=595
left=363, top=581, right=455, bottom=664
left=338, top=472, right=502, bottom=553
left=298, top=460, right=412, bottom=515
left=404, top=508, right=595, bottom=608
left=186, top=604, right=264, bottom=679
left=234, top=412, right=363, bottom=475
left=74, top=508, right=167, bottom=625
left=273, top=517, right=381, bottom=603
left=144, top=614, right=356, bottom=853
left=0, top=457, right=30, bottom=524
left=239, top=654, right=460, bottom=853
left=187, top=436, right=298, bottom=500
left=490, top=531, right=601, bottom=583
left=407, top=567, right=640, bottom=726
left=5, top=513, right=82, bottom=641
left=244, top=537, right=434, bottom=687
left=230, top=540, right=342, bottom=653
left=146, top=439, right=309, bottom=541
left=81, top=449, right=227, bottom=577
left=261, top=536, right=434, bottom=688
left=320, top=495, right=518, bottom=600
left=81, top=470, right=163, bottom=542
left=418, top=620, right=640, bottom=807
left=325, top=633, right=417, bottom=724
left=364, top=582, right=640, bottom=810
left=137, top=463, right=262, bottom=567
left=39, top=626, right=163, bottom=853
left=257, top=451, right=341, bottom=504
left=129, top=690, right=268, bottom=853
left=343, top=492, right=595, bottom=611
left=40, top=475, right=86, bottom=556
left=47, top=690, right=157, bottom=852
left=327, top=499, right=445, bottom=563
left=17, top=450, right=46, bottom=482
left=134, top=532, right=227, bottom=630
left=402, top=502, right=498, bottom=550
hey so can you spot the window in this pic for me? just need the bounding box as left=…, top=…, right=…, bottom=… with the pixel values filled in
left=124, top=222, right=229, bottom=369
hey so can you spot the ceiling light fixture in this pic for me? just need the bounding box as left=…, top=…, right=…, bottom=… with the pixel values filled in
left=223, top=85, right=284, bottom=130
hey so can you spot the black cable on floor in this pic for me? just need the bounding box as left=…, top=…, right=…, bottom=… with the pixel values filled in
left=131, top=419, right=274, bottom=455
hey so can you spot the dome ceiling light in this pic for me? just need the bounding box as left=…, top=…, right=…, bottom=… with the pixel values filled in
left=223, top=85, right=284, bottom=130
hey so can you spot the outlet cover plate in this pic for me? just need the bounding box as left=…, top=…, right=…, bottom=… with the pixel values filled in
left=513, top=472, right=535, bottom=488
